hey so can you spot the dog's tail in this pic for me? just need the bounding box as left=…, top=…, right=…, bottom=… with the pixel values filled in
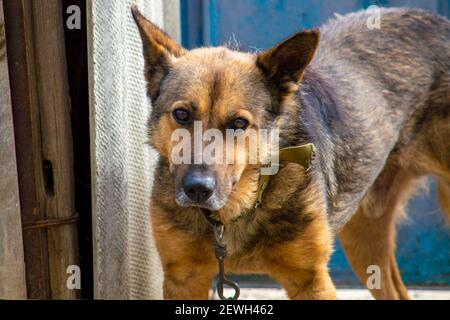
left=437, top=178, right=450, bottom=225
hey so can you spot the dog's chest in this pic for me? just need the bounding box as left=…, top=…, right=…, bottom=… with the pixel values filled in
left=217, top=212, right=293, bottom=265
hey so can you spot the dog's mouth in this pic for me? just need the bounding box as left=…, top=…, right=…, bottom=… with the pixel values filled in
left=175, top=189, right=227, bottom=211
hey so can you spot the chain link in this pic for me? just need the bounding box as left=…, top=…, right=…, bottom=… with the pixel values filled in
left=213, top=223, right=240, bottom=300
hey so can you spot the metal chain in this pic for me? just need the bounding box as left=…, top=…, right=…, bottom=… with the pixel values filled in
left=213, top=223, right=240, bottom=300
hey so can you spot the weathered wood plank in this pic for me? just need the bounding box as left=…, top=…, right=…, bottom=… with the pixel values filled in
left=4, top=0, right=80, bottom=298
left=3, top=0, right=51, bottom=299
left=30, top=0, right=80, bottom=299
left=0, top=0, right=27, bottom=299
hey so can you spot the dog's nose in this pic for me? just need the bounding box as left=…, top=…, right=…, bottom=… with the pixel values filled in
left=182, top=170, right=215, bottom=203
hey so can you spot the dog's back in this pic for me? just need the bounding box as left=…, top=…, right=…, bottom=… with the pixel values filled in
left=305, top=8, right=450, bottom=299
left=301, top=8, right=450, bottom=226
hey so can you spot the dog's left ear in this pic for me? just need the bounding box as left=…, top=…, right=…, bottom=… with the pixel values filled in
left=257, top=29, right=319, bottom=99
left=131, top=6, right=185, bottom=100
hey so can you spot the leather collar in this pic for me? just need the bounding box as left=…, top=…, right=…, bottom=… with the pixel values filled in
left=201, top=143, right=315, bottom=223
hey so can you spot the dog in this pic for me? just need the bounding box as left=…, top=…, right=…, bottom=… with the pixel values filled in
left=132, top=6, right=450, bottom=299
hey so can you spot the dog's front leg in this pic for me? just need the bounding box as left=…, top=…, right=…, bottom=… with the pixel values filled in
left=267, top=216, right=336, bottom=300
left=159, top=241, right=216, bottom=299
left=152, top=209, right=216, bottom=299
left=273, top=267, right=336, bottom=300
left=163, top=263, right=215, bottom=300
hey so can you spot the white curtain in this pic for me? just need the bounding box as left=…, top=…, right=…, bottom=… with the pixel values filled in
left=87, top=0, right=180, bottom=299
left=0, top=0, right=27, bottom=299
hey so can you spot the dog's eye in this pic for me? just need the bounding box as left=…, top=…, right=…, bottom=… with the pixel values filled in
left=172, top=108, right=190, bottom=124
left=230, top=118, right=249, bottom=130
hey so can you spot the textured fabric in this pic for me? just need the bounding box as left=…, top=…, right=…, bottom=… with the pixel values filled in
left=88, top=0, right=179, bottom=299
left=0, top=3, right=27, bottom=298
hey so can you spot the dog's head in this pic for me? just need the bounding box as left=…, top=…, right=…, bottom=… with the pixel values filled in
left=132, top=7, right=319, bottom=220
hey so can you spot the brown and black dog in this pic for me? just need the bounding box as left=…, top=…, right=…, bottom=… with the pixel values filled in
left=132, top=6, right=450, bottom=300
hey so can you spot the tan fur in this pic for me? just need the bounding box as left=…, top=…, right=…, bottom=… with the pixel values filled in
left=152, top=204, right=216, bottom=300
left=340, top=131, right=450, bottom=299
left=152, top=164, right=335, bottom=300
left=438, top=179, right=450, bottom=223
left=339, top=169, right=414, bottom=300
left=268, top=215, right=336, bottom=300
left=133, top=7, right=450, bottom=300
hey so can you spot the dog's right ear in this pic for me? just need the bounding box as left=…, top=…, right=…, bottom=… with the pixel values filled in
left=131, top=6, right=185, bottom=101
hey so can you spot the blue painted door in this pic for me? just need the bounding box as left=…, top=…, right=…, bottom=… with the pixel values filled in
left=181, top=0, right=450, bottom=286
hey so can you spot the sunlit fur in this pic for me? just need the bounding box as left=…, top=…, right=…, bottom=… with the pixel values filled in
left=133, top=7, right=450, bottom=300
